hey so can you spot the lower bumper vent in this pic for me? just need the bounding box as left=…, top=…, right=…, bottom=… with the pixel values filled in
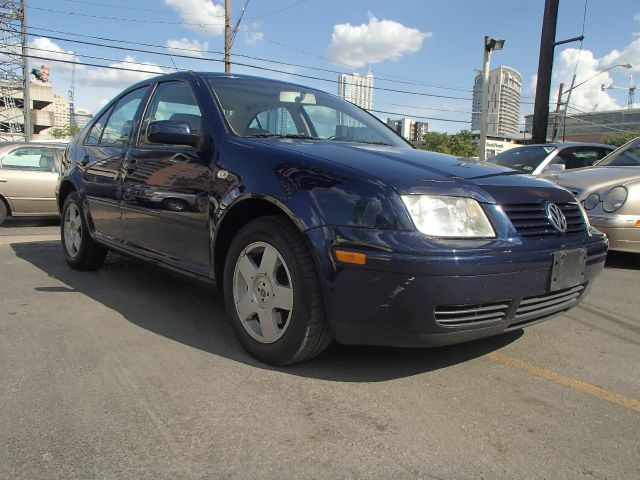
left=435, top=300, right=510, bottom=327
left=509, top=284, right=586, bottom=329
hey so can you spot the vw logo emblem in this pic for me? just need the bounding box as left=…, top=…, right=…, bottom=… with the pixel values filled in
left=546, top=202, right=567, bottom=233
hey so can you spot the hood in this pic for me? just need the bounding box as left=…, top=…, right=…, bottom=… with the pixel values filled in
left=246, top=139, right=574, bottom=204
left=544, top=166, right=640, bottom=196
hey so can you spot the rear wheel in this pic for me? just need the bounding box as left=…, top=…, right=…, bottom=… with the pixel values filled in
left=0, top=200, right=7, bottom=226
left=223, top=215, right=332, bottom=365
left=61, top=192, right=108, bottom=270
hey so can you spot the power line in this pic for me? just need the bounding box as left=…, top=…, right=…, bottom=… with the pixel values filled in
left=245, top=0, right=309, bottom=19
left=16, top=27, right=474, bottom=101
left=16, top=51, right=474, bottom=125
left=28, top=6, right=225, bottom=26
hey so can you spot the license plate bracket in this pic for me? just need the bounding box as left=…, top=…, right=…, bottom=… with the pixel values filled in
left=550, top=248, right=587, bottom=291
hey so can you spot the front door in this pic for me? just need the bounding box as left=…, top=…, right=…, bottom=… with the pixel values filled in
left=122, top=80, right=211, bottom=274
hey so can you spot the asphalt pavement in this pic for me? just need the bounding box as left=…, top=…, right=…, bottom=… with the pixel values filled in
left=1, top=220, right=639, bottom=479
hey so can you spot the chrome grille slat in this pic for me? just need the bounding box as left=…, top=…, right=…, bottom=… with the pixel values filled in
left=435, top=301, right=510, bottom=327
left=511, top=284, right=586, bottom=326
left=503, top=202, right=586, bottom=237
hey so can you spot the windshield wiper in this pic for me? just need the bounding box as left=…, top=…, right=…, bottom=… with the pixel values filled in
left=245, top=132, right=320, bottom=140
left=354, top=140, right=393, bottom=146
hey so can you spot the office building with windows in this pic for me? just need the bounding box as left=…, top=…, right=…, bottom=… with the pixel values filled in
left=338, top=72, right=374, bottom=111
left=471, top=66, right=522, bottom=136
left=387, top=117, right=429, bottom=142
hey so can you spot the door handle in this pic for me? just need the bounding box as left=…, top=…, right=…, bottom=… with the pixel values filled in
left=79, top=155, right=90, bottom=167
left=0, top=178, right=7, bottom=182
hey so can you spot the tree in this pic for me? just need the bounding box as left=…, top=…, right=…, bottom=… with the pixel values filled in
left=49, top=124, right=80, bottom=140
left=416, top=130, right=479, bottom=157
left=603, top=131, right=640, bottom=147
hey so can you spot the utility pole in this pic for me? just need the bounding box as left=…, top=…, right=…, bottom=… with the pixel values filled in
left=551, top=83, right=564, bottom=142
left=532, top=0, right=559, bottom=144
left=479, top=36, right=504, bottom=161
left=224, top=0, right=231, bottom=73
left=21, top=0, right=31, bottom=141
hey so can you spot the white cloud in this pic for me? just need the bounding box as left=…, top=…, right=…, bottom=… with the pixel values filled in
left=166, top=38, right=210, bottom=58
left=599, top=37, right=640, bottom=72
left=81, top=56, right=165, bottom=89
left=164, top=0, right=225, bottom=37
left=27, top=37, right=79, bottom=71
left=243, top=22, right=264, bottom=46
left=327, top=14, right=431, bottom=68
left=552, top=48, right=620, bottom=112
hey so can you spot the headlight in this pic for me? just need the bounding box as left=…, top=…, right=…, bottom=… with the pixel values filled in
left=602, top=186, right=627, bottom=212
left=583, top=193, right=600, bottom=210
left=401, top=195, right=495, bottom=238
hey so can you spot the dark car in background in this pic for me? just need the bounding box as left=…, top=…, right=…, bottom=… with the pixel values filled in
left=56, top=72, right=608, bottom=365
left=487, top=142, right=615, bottom=175
left=0, top=141, right=66, bottom=225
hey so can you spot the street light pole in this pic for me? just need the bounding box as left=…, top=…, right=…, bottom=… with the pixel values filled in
left=224, top=0, right=231, bottom=73
left=479, top=36, right=504, bottom=161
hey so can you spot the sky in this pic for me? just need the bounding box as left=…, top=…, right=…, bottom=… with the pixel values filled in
left=24, top=0, right=640, bottom=133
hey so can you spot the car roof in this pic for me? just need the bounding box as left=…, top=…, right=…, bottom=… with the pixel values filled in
left=0, top=141, right=67, bottom=148
left=522, top=142, right=615, bottom=148
left=122, top=71, right=329, bottom=97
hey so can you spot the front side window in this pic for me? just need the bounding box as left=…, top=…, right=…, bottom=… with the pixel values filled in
left=100, top=87, right=148, bottom=145
left=139, top=81, right=203, bottom=145
left=1, top=146, right=57, bottom=172
left=206, top=76, right=408, bottom=147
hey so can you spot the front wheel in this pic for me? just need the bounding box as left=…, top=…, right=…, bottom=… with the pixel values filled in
left=61, top=192, right=108, bottom=270
left=223, top=216, right=332, bottom=365
left=0, top=200, right=7, bottom=226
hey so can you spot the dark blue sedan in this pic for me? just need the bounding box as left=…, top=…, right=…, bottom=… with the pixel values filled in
left=56, top=72, right=608, bottom=365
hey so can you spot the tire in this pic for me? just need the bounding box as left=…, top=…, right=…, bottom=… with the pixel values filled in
left=0, top=199, right=7, bottom=226
left=61, top=192, right=108, bottom=270
left=223, top=215, right=332, bottom=365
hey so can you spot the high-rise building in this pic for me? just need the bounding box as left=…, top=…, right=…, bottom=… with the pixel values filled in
left=74, top=107, right=93, bottom=130
left=51, top=93, right=70, bottom=130
left=387, top=117, right=428, bottom=142
left=471, top=66, right=522, bottom=136
left=338, top=72, right=374, bottom=111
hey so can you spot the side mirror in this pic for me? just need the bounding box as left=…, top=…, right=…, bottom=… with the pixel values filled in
left=147, top=120, right=200, bottom=148
left=545, top=163, right=566, bottom=173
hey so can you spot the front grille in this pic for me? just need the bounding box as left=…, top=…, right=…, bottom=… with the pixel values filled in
left=508, top=284, right=586, bottom=329
left=435, top=300, right=510, bottom=327
left=502, top=202, right=586, bottom=237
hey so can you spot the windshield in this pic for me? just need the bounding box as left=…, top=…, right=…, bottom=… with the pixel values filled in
left=487, top=145, right=555, bottom=173
left=206, top=76, right=408, bottom=147
left=596, top=138, right=640, bottom=166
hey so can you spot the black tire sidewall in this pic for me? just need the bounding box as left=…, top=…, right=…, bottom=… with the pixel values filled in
left=223, top=218, right=318, bottom=365
left=0, top=199, right=7, bottom=226
left=61, top=192, right=91, bottom=267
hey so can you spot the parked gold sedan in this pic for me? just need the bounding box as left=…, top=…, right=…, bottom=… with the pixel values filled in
left=543, top=137, right=640, bottom=253
left=0, top=142, right=66, bottom=225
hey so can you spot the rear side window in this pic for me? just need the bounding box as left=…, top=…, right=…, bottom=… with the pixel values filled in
left=95, top=87, right=148, bottom=145
left=0, top=146, right=58, bottom=172
left=86, top=106, right=113, bottom=145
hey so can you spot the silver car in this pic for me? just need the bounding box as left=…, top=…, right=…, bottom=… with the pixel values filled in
left=0, top=142, right=66, bottom=225
left=543, top=137, right=640, bottom=253
left=488, top=142, right=615, bottom=175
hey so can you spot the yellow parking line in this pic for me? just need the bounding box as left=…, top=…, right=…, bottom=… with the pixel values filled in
left=487, top=351, right=640, bottom=413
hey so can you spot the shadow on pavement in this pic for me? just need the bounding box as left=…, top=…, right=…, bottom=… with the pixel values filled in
left=1, top=217, right=60, bottom=228
left=604, top=251, right=640, bottom=271
left=12, top=240, right=522, bottom=382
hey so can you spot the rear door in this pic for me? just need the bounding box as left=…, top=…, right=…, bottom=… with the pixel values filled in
left=80, top=86, right=148, bottom=241
left=122, top=80, right=211, bottom=274
left=0, top=145, right=60, bottom=215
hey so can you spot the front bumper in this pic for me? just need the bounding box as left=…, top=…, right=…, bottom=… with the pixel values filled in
left=589, top=214, right=640, bottom=253
left=306, top=226, right=608, bottom=348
